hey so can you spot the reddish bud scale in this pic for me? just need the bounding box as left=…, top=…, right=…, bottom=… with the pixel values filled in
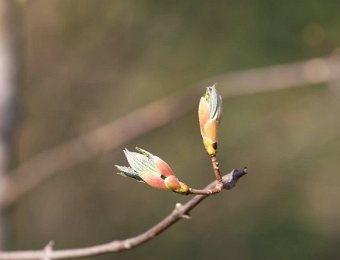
left=198, top=97, right=220, bottom=156
left=154, top=157, right=175, bottom=177
left=140, top=172, right=167, bottom=190
left=198, top=97, right=210, bottom=137
left=164, top=176, right=181, bottom=190
left=204, top=119, right=218, bottom=143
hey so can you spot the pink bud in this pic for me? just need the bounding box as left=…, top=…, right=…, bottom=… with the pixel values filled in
left=116, top=148, right=189, bottom=194
left=198, top=86, right=222, bottom=156
left=140, top=172, right=167, bottom=190
left=198, top=97, right=210, bottom=137
left=164, top=176, right=181, bottom=190
left=204, top=119, right=218, bottom=143
left=154, top=156, right=175, bottom=177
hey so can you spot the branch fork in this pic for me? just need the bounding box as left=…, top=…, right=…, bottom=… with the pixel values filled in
left=0, top=86, right=249, bottom=259
left=0, top=167, right=247, bottom=260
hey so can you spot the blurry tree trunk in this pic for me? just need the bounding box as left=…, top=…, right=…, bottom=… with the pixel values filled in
left=0, top=0, right=22, bottom=249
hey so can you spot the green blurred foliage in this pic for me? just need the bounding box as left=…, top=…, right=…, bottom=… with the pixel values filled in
left=9, top=0, right=340, bottom=259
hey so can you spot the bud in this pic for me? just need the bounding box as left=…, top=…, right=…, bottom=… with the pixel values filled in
left=198, top=85, right=222, bottom=156
left=115, top=148, right=189, bottom=194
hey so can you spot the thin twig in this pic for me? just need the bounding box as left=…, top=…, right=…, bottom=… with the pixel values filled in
left=0, top=168, right=247, bottom=260
left=1, top=56, right=339, bottom=209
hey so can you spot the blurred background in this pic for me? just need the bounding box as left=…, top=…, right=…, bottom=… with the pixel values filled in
left=1, top=0, right=340, bottom=259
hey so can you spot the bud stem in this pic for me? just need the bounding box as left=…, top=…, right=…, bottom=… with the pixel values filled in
left=211, top=155, right=223, bottom=184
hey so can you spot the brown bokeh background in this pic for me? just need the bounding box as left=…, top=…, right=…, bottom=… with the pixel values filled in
left=5, top=1, right=340, bottom=259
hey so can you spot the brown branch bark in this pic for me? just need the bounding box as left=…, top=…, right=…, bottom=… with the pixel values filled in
left=0, top=168, right=247, bottom=260
left=1, top=56, right=339, bottom=209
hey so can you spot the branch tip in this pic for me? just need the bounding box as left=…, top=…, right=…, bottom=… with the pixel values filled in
left=44, top=241, right=54, bottom=260
left=45, top=241, right=55, bottom=249
left=223, top=168, right=248, bottom=190
left=180, top=214, right=191, bottom=220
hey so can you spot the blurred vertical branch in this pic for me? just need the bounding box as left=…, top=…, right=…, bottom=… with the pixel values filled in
left=0, top=0, right=22, bottom=249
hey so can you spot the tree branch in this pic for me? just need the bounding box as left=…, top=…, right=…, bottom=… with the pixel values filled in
left=0, top=168, right=247, bottom=260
